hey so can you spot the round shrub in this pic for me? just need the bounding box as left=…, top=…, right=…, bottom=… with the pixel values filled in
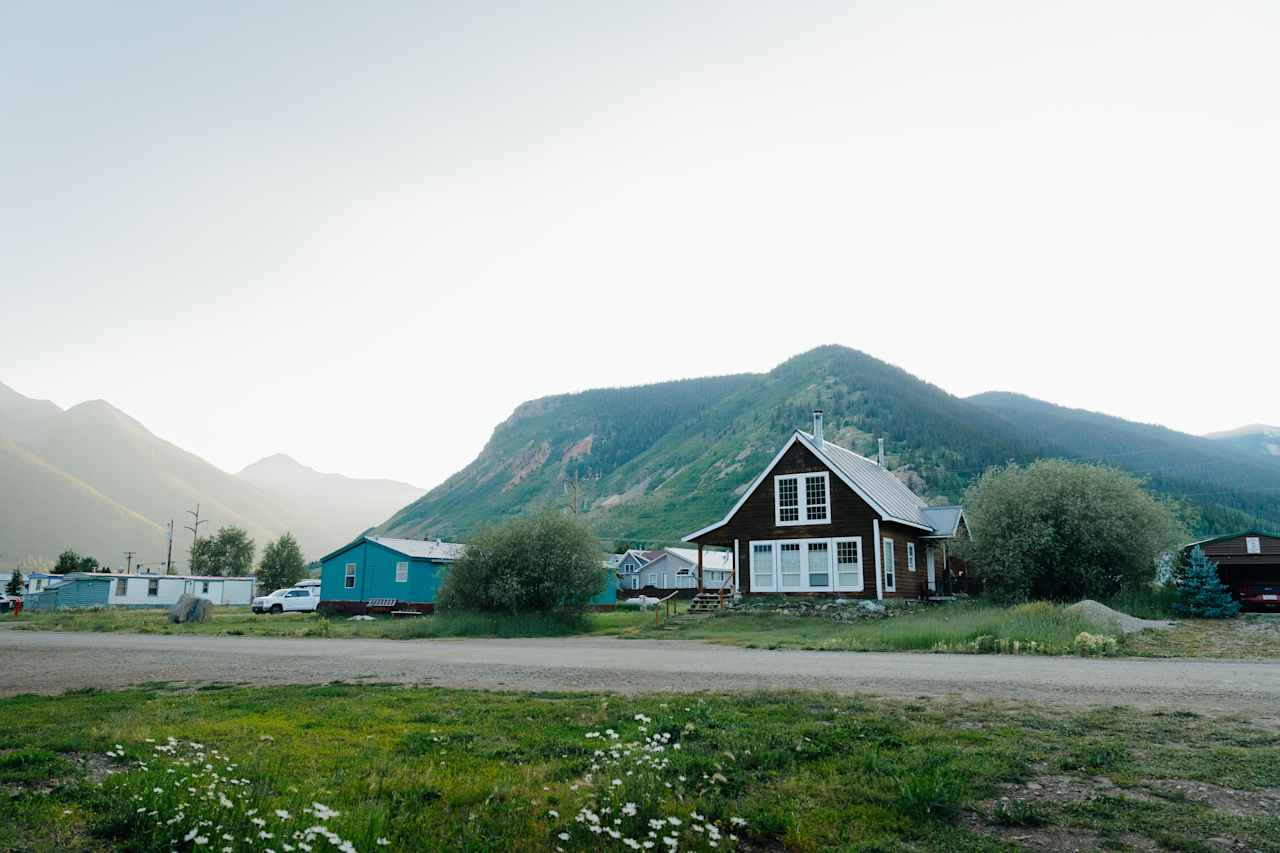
left=437, top=512, right=605, bottom=614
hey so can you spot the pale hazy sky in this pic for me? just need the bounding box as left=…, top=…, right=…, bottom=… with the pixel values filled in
left=2, top=1, right=1277, bottom=489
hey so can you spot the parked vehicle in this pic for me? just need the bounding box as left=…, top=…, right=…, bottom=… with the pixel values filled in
left=0, top=593, right=12, bottom=613
left=251, top=587, right=319, bottom=614
left=1240, top=582, right=1280, bottom=611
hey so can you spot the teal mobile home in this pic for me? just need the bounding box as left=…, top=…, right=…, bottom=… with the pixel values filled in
left=319, top=535, right=617, bottom=614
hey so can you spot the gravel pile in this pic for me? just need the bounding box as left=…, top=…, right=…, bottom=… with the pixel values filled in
left=1067, top=599, right=1175, bottom=635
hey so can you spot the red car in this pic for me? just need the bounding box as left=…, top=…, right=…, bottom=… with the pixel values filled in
left=1239, top=583, right=1280, bottom=611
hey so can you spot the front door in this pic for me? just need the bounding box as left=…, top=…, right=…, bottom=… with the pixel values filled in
left=926, top=547, right=936, bottom=593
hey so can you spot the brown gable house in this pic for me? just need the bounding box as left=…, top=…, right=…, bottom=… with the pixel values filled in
left=683, top=411, right=966, bottom=600
left=1185, top=531, right=1280, bottom=610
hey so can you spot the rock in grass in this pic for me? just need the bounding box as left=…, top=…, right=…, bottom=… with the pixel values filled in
left=168, top=594, right=211, bottom=624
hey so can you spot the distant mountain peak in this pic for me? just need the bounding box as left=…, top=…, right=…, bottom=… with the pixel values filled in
left=1205, top=424, right=1280, bottom=439
left=239, top=453, right=307, bottom=475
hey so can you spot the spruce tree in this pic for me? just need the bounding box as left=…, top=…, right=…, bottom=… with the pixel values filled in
left=5, top=569, right=22, bottom=597
left=1173, top=546, right=1240, bottom=618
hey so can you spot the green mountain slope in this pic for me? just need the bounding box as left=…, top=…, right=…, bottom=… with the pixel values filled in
left=378, top=346, right=1054, bottom=543
left=968, top=393, right=1280, bottom=534
left=382, top=347, right=1280, bottom=543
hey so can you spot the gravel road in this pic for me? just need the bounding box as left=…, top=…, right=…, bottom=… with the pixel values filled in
left=4, top=629, right=1278, bottom=714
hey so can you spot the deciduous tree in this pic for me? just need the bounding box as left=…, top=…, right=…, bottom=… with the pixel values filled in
left=958, top=460, right=1187, bottom=602
left=257, top=533, right=306, bottom=592
left=439, top=512, right=605, bottom=613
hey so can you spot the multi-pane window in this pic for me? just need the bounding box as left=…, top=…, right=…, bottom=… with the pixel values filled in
left=883, top=538, right=896, bottom=592
left=344, top=563, right=357, bottom=589
left=777, top=478, right=800, bottom=522
left=1247, top=537, right=1262, bottom=554
left=779, top=542, right=802, bottom=587
left=836, top=539, right=862, bottom=591
left=752, top=543, right=776, bottom=591
left=395, top=561, right=409, bottom=583
left=805, top=476, right=828, bottom=521
left=906, top=542, right=916, bottom=572
left=115, top=578, right=127, bottom=596
left=806, top=541, right=830, bottom=588
left=774, top=472, right=831, bottom=526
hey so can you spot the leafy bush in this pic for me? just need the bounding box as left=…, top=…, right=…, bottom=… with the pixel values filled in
left=1073, top=632, right=1119, bottom=657
left=1173, top=546, right=1240, bottom=619
left=437, top=511, right=605, bottom=614
left=959, top=460, right=1187, bottom=602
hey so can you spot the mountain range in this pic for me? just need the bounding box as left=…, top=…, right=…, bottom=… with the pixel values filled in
left=0, top=382, right=423, bottom=570
left=6, top=347, right=1277, bottom=567
left=378, top=346, right=1280, bottom=544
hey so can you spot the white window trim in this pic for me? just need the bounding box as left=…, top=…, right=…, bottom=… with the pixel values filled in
left=749, top=541, right=777, bottom=592
left=883, top=538, right=897, bottom=592
left=748, top=536, right=861, bottom=593
left=395, top=561, right=409, bottom=583
left=834, top=536, right=865, bottom=593
left=906, top=542, right=916, bottom=572
left=344, top=562, right=357, bottom=589
left=773, top=471, right=832, bottom=527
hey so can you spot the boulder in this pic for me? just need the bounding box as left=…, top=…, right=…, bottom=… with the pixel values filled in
left=168, top=594, right=211, bottom=624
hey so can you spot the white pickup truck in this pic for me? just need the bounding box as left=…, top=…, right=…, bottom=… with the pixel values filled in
left=251, top=586, right=319, bottom=614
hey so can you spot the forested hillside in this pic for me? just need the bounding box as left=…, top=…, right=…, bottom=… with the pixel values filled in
left=969, top=393, right=1280, bottom=534
left=380, top=347, right=1052, bottom=542
left=381, top=346, right=1280, bottom=544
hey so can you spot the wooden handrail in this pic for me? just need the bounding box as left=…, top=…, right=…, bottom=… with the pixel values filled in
left=655, top=589, right=680, bottom=626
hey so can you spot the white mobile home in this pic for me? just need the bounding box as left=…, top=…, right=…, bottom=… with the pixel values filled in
left=106, top=573, right=254, bottom=607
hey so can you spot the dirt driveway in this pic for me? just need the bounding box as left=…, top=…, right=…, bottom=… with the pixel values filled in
left=5, top=629, right=1280, bottom=714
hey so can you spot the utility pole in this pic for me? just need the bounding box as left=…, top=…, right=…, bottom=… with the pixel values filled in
left=165, top=520, right=174, bottom=575
left=123, top=551, right=136, bottom=574
left=185, top=504, right=207, bottom=570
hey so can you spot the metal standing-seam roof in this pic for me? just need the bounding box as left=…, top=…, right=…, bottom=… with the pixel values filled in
left=684, top=430, right=965, bottom=541
left=365, top=536, right=466, bottom=561
left=808, top=434, right=933, bottom=529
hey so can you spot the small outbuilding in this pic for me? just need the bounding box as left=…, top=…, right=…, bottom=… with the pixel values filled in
left=1185, top=531, right=1280, bottom=609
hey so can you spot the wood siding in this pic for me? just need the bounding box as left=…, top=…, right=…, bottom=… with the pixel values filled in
left=1194, top=533, right=1280, bottom=593
left=691, top=441, right=928, bottom=599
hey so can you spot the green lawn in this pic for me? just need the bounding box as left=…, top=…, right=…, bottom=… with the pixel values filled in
left=9, top=600, right=1276, bottom=658
left=5, top=605, right=662, bottom=639
left=4, top=684, right=1280, bottom=852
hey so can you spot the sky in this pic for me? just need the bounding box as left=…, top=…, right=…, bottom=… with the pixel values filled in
left=2, top=0, right=1277, bottom=490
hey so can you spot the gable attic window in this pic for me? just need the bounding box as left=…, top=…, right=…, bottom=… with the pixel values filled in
left=1247, top=537, right=1262, bottom=554
left=345, top=563, right=357, bottom=589
left=774, top=472, right=831, bottom=526
left=395, top=561, right=409, bottom=583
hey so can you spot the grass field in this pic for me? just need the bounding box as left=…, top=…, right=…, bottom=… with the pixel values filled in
left=10, top=600, right=1279, bottom=658
left=4, top=683, right=1280, bottom=852
left=623, top=600, right=1114, bottom=655
left=6, top=605, right=661, bottom=639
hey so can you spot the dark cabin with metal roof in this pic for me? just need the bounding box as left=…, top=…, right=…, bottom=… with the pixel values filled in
left=683, top=411, right=967, bottom=600
left=1185, top=531, right=1280, bottom=610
